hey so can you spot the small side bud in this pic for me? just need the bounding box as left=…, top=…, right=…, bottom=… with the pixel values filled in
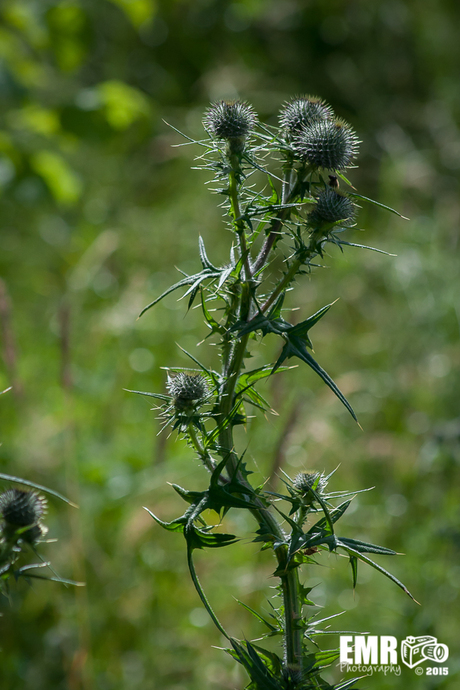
left=309, top=188, right=356, bottom=226
left=293, top=118, right=360, bottom=171
left=293, top=472, right=328, bottom=506
left=279, top=96, right=334, bottom=137
left=167, top=373, right=210, bottom=412
left=203, top=100, right=257, bottom=154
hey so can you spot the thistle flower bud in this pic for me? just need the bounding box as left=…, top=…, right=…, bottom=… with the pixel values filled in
left=279, top=96, right=334, bottom=136
left=293, top=472, right=328, bottom=500
left=0, top=489, right=47, bottom=526
left=0, top=489, right=48, bottom=542
left=21, top=522, right=49, bottom=544
left=293, top=118, right=359, bottom=170
left=203, top=100, right=257, bottom=153
left=167, top=373, right=210, bottom=411
left=309, top=188, right=356, bottom=226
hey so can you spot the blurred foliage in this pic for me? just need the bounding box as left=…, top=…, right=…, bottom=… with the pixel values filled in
left=0, top=1, right=459, bottom=689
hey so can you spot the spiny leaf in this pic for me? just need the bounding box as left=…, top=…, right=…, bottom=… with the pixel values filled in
left=162, top=119, right=211, bottom=147
left=200, top=290, right=225, bottom=336
left=236, top=600, right=279, bottom=633
left=306, top=484, right=336, bottom=536
left=337, top=536, right=397, bottom=556
left=171, top=484, right=206, bottom=505
left=124, top=388, right=171, bottom=402
left=349, top=555, right=358, bottom=590
left=198, top=236, right=219, bottom=271
left=307, top=500, right=353, bottom=534
left=239, top=387, right=272, bottom=413
left=336, top=239, right=396, bottom=256
left=185, top=524, right=238, bottom=550
left=229, top=639, right=283, bottom=690
left=238, top=363, right=292, bottom=388
left=298, top=583, right=316, bottom=606
left=235, top=313, right=291, bottom=338
left=336, top=539, right=419, bottom=603
left=288, top=301, right=337, bottom=340
left=335, top=677, right=365, bottom=689
left=248, top=644, right=283, bottom=674
left=336, top=171, right=356, bottom=189
left=138, top=274, right=202, bottom=316
left=348, top=192, right=409, bottom=220
left=217, top=264, right=234, bottom=289
left=273, top=338, right=357, bottom=421
left=176, top=345, right=219, bottom=384
left=305, top=648, right=340, bottom=669
left=139, top=262, right=223, bottom=317
left=208, top=455, right=260, bottom=512
left=143, top=507, right=187, bottom=533
left=0, top=473, right=77, bottom=507
left=267, top=291, right=285, bottom=319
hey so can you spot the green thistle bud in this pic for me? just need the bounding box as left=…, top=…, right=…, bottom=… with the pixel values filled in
left=293, top=118, right=360, bottom=170
left=21, top=522, right=49, bottom=544
left=309, top=188, right=356, bottom=226
left=203, top=100, right=257, bottom=153
left=167, top=373, right=210, bottom=411
left=279, top=95, right=334, bottom=136
left=0, top=489, right=47, bottom=526
left=0, top=489, right=48, bottom=543
left=293, top=472, right=328, bottom=503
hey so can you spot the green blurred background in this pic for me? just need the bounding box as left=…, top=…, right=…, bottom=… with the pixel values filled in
left=0, top=1, right=459, bottom=688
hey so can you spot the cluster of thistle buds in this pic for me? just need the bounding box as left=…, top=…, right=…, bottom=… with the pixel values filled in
left=202, top=95, right=360, bottom=230
left=0, top=488, right=48, bottom=546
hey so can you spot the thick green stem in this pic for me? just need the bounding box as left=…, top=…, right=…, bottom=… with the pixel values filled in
left=217, top=340, right=303, bottom=671
left=257, top=258, right=302, bottom=317
left=279, top=552, right=303, bottom=676
left=212, top=156, right=305, bottom=678
left=229, top=169, right=252, bottom=281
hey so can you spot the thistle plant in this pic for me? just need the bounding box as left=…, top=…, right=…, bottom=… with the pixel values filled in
left=0, top=474, right=79, bottom=594
left=134, top=96, right=414, bottom=689
left=0, top=390, right=78, bottom=594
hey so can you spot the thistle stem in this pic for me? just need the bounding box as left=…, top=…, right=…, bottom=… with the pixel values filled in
left=229, top=169, right=252, bottom=281
left=187, top=424, right=219, bottom=476
left=215, top=167, right=305, bottom=679
left=252, top=164, right=312, bottom=275
left=257, top=258, right=302, bottom=317
left=217, top=337, right=303, bottom=673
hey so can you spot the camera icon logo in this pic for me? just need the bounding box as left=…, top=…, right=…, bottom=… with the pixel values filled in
left=401, top=635, right=449, bottom=668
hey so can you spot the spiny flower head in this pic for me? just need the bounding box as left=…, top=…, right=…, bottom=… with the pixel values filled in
left=293, top=472, right=328, bottom=500
left=293, top=118, right=360, bottom=170
left=203, top=100, right=257, bottom=147
left=279, top=96, right=334, bottom=136
left=0, top=488, right=47, bottom=527
left=167, top=373, right=210, bottom=411
left=309, top=188, right=356, bottom=226
left=21, top=523, right=48, bottom=544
